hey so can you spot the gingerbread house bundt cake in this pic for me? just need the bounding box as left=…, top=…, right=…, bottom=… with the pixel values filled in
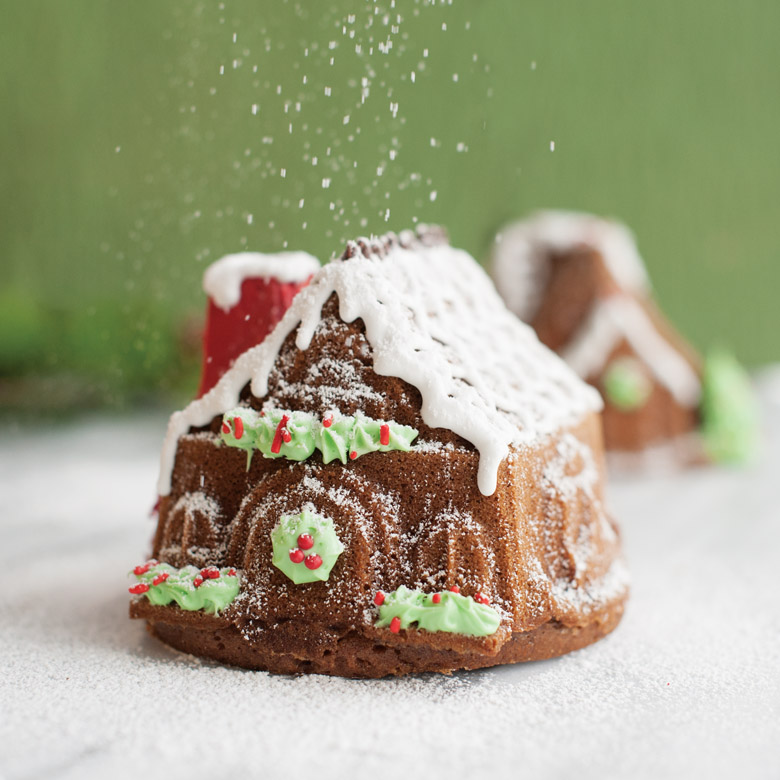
left=491, top=211, right=709, bottom=459
left=129, top=227, right=628, bottom=678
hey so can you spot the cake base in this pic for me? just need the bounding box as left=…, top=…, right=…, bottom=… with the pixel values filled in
left=130, top=598, right=626, bottom=678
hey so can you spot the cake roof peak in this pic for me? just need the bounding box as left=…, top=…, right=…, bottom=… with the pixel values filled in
left=492, top=210, right=651, bottom=321
left=158, top=229, right=601, bottom=497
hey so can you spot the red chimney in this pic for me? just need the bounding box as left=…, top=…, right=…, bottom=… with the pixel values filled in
left=197, top=252, right=320, bottom=397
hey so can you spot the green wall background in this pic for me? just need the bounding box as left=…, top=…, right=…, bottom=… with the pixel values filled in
left=1, top=1, right=777, bottom=409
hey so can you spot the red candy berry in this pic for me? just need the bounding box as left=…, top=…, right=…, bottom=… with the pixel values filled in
left=374, top=591, right=385, bottom=606
left=129, top=583, right=150, bottom=595
left=349, top=450, right=357, bottom=460
left=474, top=592, right=490, bottom=605
left=322, top=415, right=333, bottom=428
left=289, top=548, right=305, bottom=564
left=380, top=424, right=390, bottom=446
left=297, top=533, right=314, bottom=550
left=390, top=616, right=401, bottom=634
left=227, top=568, right=237, bottom=577
left=201, top=567, right=220, bottom=579
left=152, top=572, right=169, bottom=586
left=193, top=576, right=204, bottom=588
left=449, top=585, right=460, bottom=594
left=432, top=593, right=441, bottom=604
left=233, top=416, right=244, bottom=440
left=221, top=421, right=231, bottom=435
left=133, top=560, right=157, bottom=576
left=304, top=554, right=323, bottom=570
left=281, top=429, right=292, bottom=443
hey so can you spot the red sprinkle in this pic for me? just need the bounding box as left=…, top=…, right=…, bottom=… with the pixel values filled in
left=289, top=548, right=305, bottom=564
left=380, top=424, right=390, bottom=446
left=297, top=533, right=314, bottom=550
left=227, top=568, right=237, bottom=577
left=349, top=450, right=357, bottom=460
left=233, top=416, right=244, bottom=440
left=221, top=421, right=231, bottom=435
left=374, top=591, right=385, bottom=606
left=281, top=429, right=292, bottom=444
left=474, top=592, right=490, bottom=605
left=129, top=583, right=149, bottom=595
left=304, top=554, right=323, bottom=570
left=201, top=567, right=221, bottom=579
left=271, top=414, right=290, bottom=454
left=193, top=576, right=204, bottom=588
left=432, top=593, right=441, bottom=604
left=152, top=572, right=169, bottom=586
left=449, top=585, right=460, bottom=594
left=322, top=415, right=333, bottom=428
left=389, top=616, right=401, bottom=634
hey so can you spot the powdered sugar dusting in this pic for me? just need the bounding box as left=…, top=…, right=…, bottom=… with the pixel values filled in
left=158, top=234, right=601, bottom=496
left=3, top=408, right=779, bottom=779
left=157, top=490, right=225, bottom=566
left=203, top=251, right=320, bottom=311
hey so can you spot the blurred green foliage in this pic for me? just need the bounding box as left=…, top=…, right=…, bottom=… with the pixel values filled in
left=1, top=0, right=777, bottom=412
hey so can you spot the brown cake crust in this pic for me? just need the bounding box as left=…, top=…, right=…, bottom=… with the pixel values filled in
left=135, top=295, right=627, bottom=677
left=130, top=598, right=624, bottom=678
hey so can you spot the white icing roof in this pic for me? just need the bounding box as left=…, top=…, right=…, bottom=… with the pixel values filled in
left=491, top=210, right=650, bottom=322
left=158, top=232, right=601, bottom=497
left=203, top=251, right=321, bottom=311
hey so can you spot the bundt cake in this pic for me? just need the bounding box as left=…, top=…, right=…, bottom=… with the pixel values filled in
left=129, top=226, right=628, bottom=678
left=490, top=210, right=757, bottom=464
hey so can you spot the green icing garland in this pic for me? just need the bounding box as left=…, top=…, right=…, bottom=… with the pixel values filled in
left=128, top=561, right=240, bottom=615
left=220, top=407, right=418, bottom=466
left=700, top=348, right=759, bottom=464
left=271, top=509, right=345, bottom=584
left=374, top=585, right=501, bottom=637
left=603, top=357, right=652, bottom=412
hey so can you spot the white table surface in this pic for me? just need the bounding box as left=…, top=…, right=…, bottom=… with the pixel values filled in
left=2, top=370, right=779, bottom=780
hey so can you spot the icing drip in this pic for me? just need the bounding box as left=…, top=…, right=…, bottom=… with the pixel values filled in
left=203, top=251, right=320, bottom=311
left=561, top=296, right=701, bottom=406
left=220, top=407, right=418, bottom=464
left=374, top=585, right=501, bottom=637
left=158, top=234, right=600, bottom=497
left=270, top=508, right=345, bottom=584
left=128, top=562, right=239, bottom=615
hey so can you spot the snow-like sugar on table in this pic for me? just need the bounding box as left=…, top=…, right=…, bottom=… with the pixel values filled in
left=1, top=373, right=780, bottom=780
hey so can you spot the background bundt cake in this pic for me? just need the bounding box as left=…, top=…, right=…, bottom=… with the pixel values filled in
left=129, top=226, right=628, bottom=678
left=490, top=210, right=758, bottom=464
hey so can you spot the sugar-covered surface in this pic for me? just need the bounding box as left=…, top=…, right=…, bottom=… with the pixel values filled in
left=2, top=373, right=780, bottom=780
